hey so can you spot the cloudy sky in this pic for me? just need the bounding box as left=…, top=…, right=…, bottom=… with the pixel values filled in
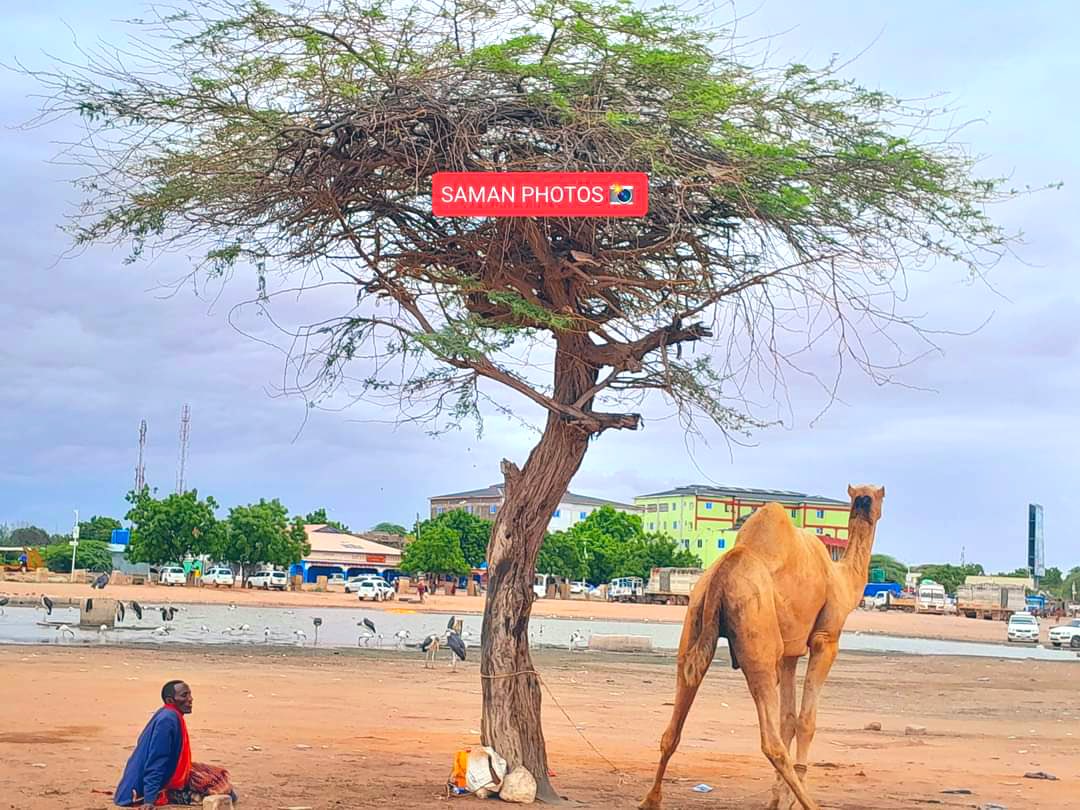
left=1, top=1, right=1076, bottom=571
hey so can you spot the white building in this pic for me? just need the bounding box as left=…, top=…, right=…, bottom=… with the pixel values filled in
left=429, top=483, right=641, bottom=532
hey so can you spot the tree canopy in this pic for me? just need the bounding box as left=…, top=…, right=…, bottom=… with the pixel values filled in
left=43, top=540, right=113, bottom=573
left=371, top=521, right=408, bottom=536
left=10, top=526, right=51, bottom=548
left=869, top=553, right=908, bottom=585
left=915, top=563, right=986, bottom=596
left=419, top=509, right=493, bottom=567
left=124, top=487, right=223, bottom=565
left=400, top=523, right=470, bottom=576
left=217, top=499, right=310, bottom=579
left=78, top=515, right=124, bottom=544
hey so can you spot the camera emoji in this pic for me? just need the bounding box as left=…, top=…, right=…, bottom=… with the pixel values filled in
left=609, top=183, right=634, bottom=205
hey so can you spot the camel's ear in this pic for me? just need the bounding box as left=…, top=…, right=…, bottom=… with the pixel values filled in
left=847, top=484, right=856, bottom=499
left=876, top=485, right=885, bottom=499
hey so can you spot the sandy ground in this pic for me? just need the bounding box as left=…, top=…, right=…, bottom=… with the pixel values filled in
left=1, top=644, right=1077, bottom=810
left=0, top=578, right=1062, bottom=644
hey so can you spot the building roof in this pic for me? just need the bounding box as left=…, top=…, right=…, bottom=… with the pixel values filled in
left=303, top=525, right=402, bottom=557
left=430, top=483, right=640, bottom=511
left=635, top=484, right=848, bottom=507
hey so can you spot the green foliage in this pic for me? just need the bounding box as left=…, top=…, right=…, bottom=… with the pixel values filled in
left=371, top=521, right=408, bottom=536
left=10, top=526, right=51, bottom=547
left=304, top=508, right=349, bottom=532
left=217, top=499, right=310, bottom=579
left=124, top=487, right=223, bottom=565
left=419, top=509, right=493, bottom=567
left=1061, top=568, right=1080, bottom=602
left=546, top=507, right=701, bottom=584
left=538, top=530, right=587, bottom=580
left=869, top=553, right=908, bottom=585
left=1042, top=566, right=1063, bottom=591
left=78, top=515, right=124, bottom=544
left=915, top=563, right=986, bottom=596
left=400, top=523, right=470, bottom=576
left=995, top=567, right=1034, bottom=578
left=43, top=540, right=113, bottom=573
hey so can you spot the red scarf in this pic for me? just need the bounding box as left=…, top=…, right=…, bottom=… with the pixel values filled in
left=154, top=704, right=192, bottom=806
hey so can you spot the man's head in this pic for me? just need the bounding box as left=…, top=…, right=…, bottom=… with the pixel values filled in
left=161, top=680, right=193, bottom=714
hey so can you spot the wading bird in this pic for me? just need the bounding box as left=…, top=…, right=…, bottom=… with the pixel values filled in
left=0, top=596, right=8, bottom=616
left=393, top=629, right=410, bottom=650
left=130, top=601, right=143, bottom=621
left=40, top=594, right=54, bottom=616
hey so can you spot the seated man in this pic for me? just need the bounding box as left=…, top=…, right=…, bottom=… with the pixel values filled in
left=114, top=680, right=237, bottom=807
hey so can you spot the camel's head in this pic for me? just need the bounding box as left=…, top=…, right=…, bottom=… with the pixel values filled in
left=847, top=484, right=885, bottom=523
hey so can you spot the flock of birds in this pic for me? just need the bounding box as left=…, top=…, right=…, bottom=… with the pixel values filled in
left=12, top=593, right=590, bottom=657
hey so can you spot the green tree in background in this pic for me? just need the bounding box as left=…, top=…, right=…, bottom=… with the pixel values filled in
left=1041, top=566, right=1063, bottom=592
left=537, top=531, right=588, bottom=581
left=401, top=524, right=470, bottom=577
left=217, top=499, right=310, bottom=583
left=124, top=487, right=222, bottom=565
left=10, top=526, right=50, bottom=547
left=420, top=510, right=493, bottom=568
left=304, top=508, right=349, bottom=532
left=78, top=515, right=123, bottom=544
left=43, top=539, right=112, bottom=573
left=915, top=563, right=985, bottom=595
left=371, top=521, right=408, bottom=536
left=869, top=554, right=908, bottom=585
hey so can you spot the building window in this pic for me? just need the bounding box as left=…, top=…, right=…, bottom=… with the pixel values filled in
left=697, top=539, right=703, bottom=548
left=490, top=505, right=497, bottom=514
left=553, top=509, right=561, bottom=518
left=672, top=521, right=678, bottom=530
left=579, top=511, right=587, bottom=520
left=816, top=528, right=823, bottom=534
left=725, top=503, right=730, bottom=512
left=649, top=522, right=655, bottom=531
left=659, top=503, right=669, bottom=512
left=646, top=504, right=657, bottom=512
left=436, top=506, right=445, bottom=515
left=790, top=508, right=798, bottom=518
left=705, top=502, right=713, bottom=510
left=672, top=502, right=677, bottom=510
left=816, top=509, right=824, bottom=519
left=683, top=539, right=690, bottom=548
left=717, top=539, right=725, bottom=549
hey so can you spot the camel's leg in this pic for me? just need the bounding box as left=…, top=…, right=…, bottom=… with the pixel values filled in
left=638, top=660, right=709, bottom=810
left=745, top=666, right=819, bottom=810
left=792, top=634, right=839, bottom=800
left=768, top=656, right=800, bottom=810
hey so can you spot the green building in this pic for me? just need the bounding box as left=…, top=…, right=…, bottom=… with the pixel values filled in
left=634, top=485, right=850, bottom=569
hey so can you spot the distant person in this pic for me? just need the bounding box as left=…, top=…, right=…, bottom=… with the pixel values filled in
left=114, top=680, right=237, bottom=807
left=416, top=579, right=427, bottom=603
left=18, top=551, right=28, bottom=572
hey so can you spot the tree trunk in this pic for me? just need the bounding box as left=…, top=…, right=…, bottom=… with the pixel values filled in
left=481, top=338, right=601, bottom=803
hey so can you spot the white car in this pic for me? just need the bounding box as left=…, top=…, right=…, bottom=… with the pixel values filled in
left=1048, top=618, right=1080, bottom=649
left=570, top=581, right=588, bottom=595
left=347, top=577, right=394, bottom=600
left=159, top=566, right=187, bottom=586
left=1007, top=612, right=1040, bottom=643
left=327, top=573, right=346, bottom=587
left=247, top=570, right=288, bottom=590
left=202, top=567, right=235, bottom=587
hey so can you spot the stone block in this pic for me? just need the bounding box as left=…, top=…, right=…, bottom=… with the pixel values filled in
left=499, top=766, right=537, bottom=804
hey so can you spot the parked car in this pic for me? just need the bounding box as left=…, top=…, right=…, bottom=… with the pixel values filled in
left=327, top=573, right=346, bottom=587
left=569, top=581, right=588, bottom=595
left=351, top=579, right=392, bottom=601
left=159, top=565, right=187, bottom=586
left=1048, top=618, right=1080, bottom=648
left=1006, top=612, right=1040, bottom=643
left=247, top=569, right=288, bottom=590
left=346, top=576, right=393, bottom=598
left=202, top=567, right=235, bottom=587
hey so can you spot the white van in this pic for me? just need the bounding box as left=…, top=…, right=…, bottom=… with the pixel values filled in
left=916, top=581, right=947, bottom=613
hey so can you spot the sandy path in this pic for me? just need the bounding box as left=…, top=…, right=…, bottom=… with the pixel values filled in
left=0, top=644, right=1077, bottom=809
left=0, top=578, right=1057, bottom=644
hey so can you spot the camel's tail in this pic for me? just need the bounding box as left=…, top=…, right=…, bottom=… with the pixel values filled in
left=677, top=571, right=735, bottom=686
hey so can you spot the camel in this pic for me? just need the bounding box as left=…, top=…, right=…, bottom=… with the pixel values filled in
left=640, top=484, right=885, bottom=810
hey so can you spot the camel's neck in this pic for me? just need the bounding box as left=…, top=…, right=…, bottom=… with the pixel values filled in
left=840, top=516, right=878, bottom=592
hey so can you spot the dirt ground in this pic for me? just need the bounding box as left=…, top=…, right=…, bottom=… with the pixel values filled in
left=1, top=644, right=1076, bottom=810
left=0, top=578, right=1061, bottom=645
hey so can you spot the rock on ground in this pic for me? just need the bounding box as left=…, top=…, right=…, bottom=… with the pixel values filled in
left=500, top=766, right=538, bottom=804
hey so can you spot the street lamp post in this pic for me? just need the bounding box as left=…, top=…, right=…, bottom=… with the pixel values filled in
left=69, top=510, right=80, bottom=584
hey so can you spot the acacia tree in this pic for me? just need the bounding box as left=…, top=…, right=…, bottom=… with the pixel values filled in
left=34, top=0, right=1017, bottom=798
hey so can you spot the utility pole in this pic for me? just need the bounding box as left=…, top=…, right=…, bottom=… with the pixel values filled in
left=135, top=418, right=147, bottom=493
left=69, top=510, right=80, bottom=583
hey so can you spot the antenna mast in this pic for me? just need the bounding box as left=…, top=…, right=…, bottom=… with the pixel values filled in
left=176, top=404, right=191, bottom=494
left=135, top=419, right=147, bottom=493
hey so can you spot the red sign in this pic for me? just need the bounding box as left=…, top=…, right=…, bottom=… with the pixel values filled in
left=432, top=172, right=649, bottom=217
left=365, top=554, right=387, bottom=564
